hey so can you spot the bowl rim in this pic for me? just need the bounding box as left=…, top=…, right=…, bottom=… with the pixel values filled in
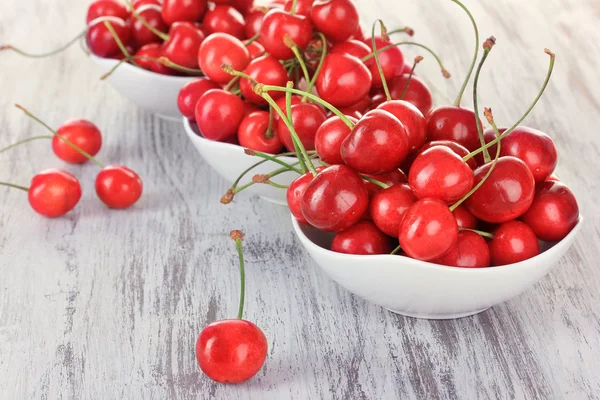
left=90, top=53, right=198, bottom=83
left=291, top=214, right=584, bottom=273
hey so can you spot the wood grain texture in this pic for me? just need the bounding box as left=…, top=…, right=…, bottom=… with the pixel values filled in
left=1, top=0, right=599, bottom=399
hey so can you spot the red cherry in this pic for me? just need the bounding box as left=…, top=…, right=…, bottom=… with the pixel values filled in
left=388, top=74, right=433, bottom=116
left=245, top=7, right=267, bottom=39
left=350, top=23, right=365, bottom=41
left=369, top=183, right=416, bottom=237
left=28, top=169, right=82, bottom=217
left=95, top=166, right=143, bottom=209
left=425, top=106, right=483, bottom=152
left=202, top=4, right=246, bottom=39
left=162, top=22, right=205, bottom=69
left=229, top=0, right=254, bottom=15
left=433, top=231, right=490, bottom=268
left=362, top=169, right=407, bottom=196
left=177, top=78, right=221, bottom=120
left=86, top=17, right=131, bottom=58
left=331, top=220, right=393, bottom=255
left=489, top=221, right=540, bottom=266
left=195, top=89, right=245, bottom=141
left=341, top=109, right=409, bottom=175
left=198, top=33, right=250, bottom=83
left=240, top=55, right=289, bottom=105
left=273, top=95, right=302, bottom=123
left=259, top=9, right=313, bottom=60
left=245, top=40, right=266, bottom=59
left=135, top=43, right=176, bottom=74
left=310, top=0, right=358, bottom=43
left=287, top=167, right=326, bottom=224
left=314, top=115, right=357, bottom=164
left=242, top=102, right=260, bottom=116
left=238, top=111, right=283, bottom=154
left=161, top=0, right=207, bottom=25
left=330, top=39, right=372, bottom=63
left=377, top=100, right=426, bottom=152
left=131, top=4, right=168, bottom=47
left=452, top=205, right=477, bottom=229
left=363, top=37, right=404, bottom=87
left=408, top=146, right=474, bottom=204
left=338, top=95, right=371, bottom=116
left=53, top=119, right=103, bottom=164
left=315, top=53, right=372, bottom=108
left=301, top=164, right=369, bottom=232
left=196, top=319, right=267, bottom=384
left=521, top=181, right=579, bottom=242
left=277, top=103, right=327, bottom=152
left=283, top=0, right=314, bottom=17
left=86, top=0, right=130, bottom=24
left=411, top=140, right=477, bottom=170
left=465, top=156, right=535, bottom=223
left=132, top=0, right=161, bottom=9
left=398, top=198, right=459, bottom=261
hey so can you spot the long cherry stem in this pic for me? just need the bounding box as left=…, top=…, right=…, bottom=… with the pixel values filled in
left=290, top=0, right=299, bottom=14
left=15, top=104, right=105, bottom=169
left=104, top=21, right=138, bottom=66
left=1, top=28, right=87, bottom=58
left=451, top=0, right=480, bottom=107
left=125, top=0, right=170, bottom=41
left=244, top=149, right=303, bottom=174
left=362, top=176, right=389, bottom=189
left=230, top=230, right=246, bottom=320
left=0, top=181, right=29, bottom=191
left=285, top=82, right=317, bottom=176
left=224, top=76, right=241, bottom=92
left=285, top=35, right=311, bottom=92
left=371, top=20, right=391, bottom=102
left=460, top=228, right=494, bottom=239
left=0, top=135, right=53, bottom=155
left=400, top=56, right=423, bottom=100
left=305, top=32, right=328, bottom=99
left=472, top=37, right=495, bottom=163
left=245, top=33, right=260, bottom=46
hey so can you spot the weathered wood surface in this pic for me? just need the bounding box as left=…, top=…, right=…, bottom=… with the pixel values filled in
left=1, top=0, right=599, bottom=399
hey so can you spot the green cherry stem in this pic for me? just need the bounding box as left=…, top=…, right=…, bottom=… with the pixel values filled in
left=390, top=245, right=402, bottom=255
left=224, top=76, right=241, bottom=92
left=100, top=58, right=127, bottom=80
left=284, top=35, right=311, bottom=91
left=243, top=149, right=304, bottom=174
left=1, top=28, right=87, bottom=58
left=0, top=135, right=53, bottom=155
left=230, top=230, right=246, bottom=320
left=157, top=56, right=203, bottom=73
left=387, top=26, right=415, bottom=36
left=245, top=33, right=261, bottom=46
left=15, top=104, right=105, bottom=169
left=290, top=0, right=299, bottom=14
left=451, top=0, right=480, bottom=107
left=104, top=21, right=138, bottom=66
left=460, top=228, right=494, bottom=239
left=285, top=81, right=318, bottom=176
left=305, top=32, right=328, bottom=97
left=371, top=19, right=391, bottom=102
left=362, top=176, right=389, bottom=189
left=472, top=36, right=495, bottom=163
left=124, top=0, right=170, bottom=41
left=0, top=181, right=29, bottom=191
left=400, top=55, right=423, bottom=100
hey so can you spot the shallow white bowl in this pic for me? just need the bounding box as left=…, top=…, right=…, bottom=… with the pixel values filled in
left=90, top=54, right=196, bottom=121
left=184, top=117, right=299, bottom=205
left=292, top=215, right=584, bottom=320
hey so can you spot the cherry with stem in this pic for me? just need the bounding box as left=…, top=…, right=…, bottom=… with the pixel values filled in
left=125, top=0, right=170, bottom=41
left=104, top=21, right=138, bottom=66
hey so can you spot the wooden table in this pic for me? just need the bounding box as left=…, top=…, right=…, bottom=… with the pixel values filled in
left=1, top=0, right=599, bottom=398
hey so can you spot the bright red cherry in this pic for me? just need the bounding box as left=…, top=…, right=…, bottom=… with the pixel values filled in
left=202, top=4, right=246, bottom=39
left=283, top=0, right=314, bottom=17
left=301, top=164, right=369, bottom=232
left=53, top=119, right=103, bottom=164
left=310, top=0, right=359, bottom=43
left=196, top=319, right=267, bottom=384
left=240, top=55, right=289, bottom=105
left=277, top=103, right=327, bottom=152
left=433, top=231, right=490, bottom=268
left=426, top=106, right=483, bottom=152
left=245, top=40, right=266, bottom=59
left=330, top=40, right=372, bottom=64
left=362, top=169, right=407, bottom=197
left=195, top=89, right=245, bottom=141
left=465, top=156, right=535, bottom=223
left=341, top=109, right=410, bottom=174
left=453, top=205, right=477, bottom=229
left=131, top=4, right=168, bottom=47
left=198, top=33, right=250, bottom=84
left=161, top=0, right=207, bottom=25
left=245, top=7, right=267, bottom=38
left=363, top=37, right=404, bottom=87
left=86, top=0, right=130, bottom=24
left=86, top=17, right=131, bottom=58
left=411, top=140, right=478, bottom=170
left=238, top=111, right=283, bottom=154
left=377, top=100, right=426, bottom=152
left=398, top=198, right=459, bottom=261
left=95, top=166, right=143, bottom=209
left=28, top=169, right=82, bottom=217
left=315, top=53, right=372, bottom=108
left=314, top=115, right=357, bottom=164
left=135, top=43, right=176, bottom=75
left=178, top=78, right=221, bottom=120
left=331, top=220, right=393, bottom=255
left=259, top=9, right=313, bottom=60
left=369, top=183, right=416, bottom=237
left=162, top=22, right=205, bottom=69
left=287, top=167, right=326, bottom=224
left=489, top=221, right=540, bottom=266
left=521, top=181, right=579, bottom=242
left=388, top=74, right=433, bottom=116
left=132, top=0, right=161, bottom=9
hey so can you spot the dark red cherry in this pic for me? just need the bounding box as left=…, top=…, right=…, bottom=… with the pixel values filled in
left=310, top=0, right=358, bottom=43
left=86, top=17, right=131, bottom=58
left=301, top=164, right=369, bottom=232
left=283, top=0, right=314, bottom=17
left=195, top=89, right=245, bottom=141
left=398, top=198, right=459, bottom=261
left=277, top=103, right=327, bottom=152
left=377, top=100, right=426, bottom=152
left=229, top=0, right=254, bottom=15
left=198, top=33, right=250, bottom=84
left=363, top=37, right=404, bottom=87
left=331, top=220, right=393, bottom=255
left=178, top=78, right=221, bottom=120
left=338, top=95, right=371, bottom=116
left=388, top=73, right=433, bottom=116
left=202, top=4, right=246, bottom=39
left=259, top=9, right=313, bottom=60
left=369, top=183, right=416, bottom=237
left=135, top=43, right=176, bottom=74
left=315, top=53, right=372, bottom=108
left=131, top=4, right=168, bottom=47
left=489, top=221, right=540, bottom=266
left=314, top=115, right=357, bottom=165
left=162, top=22, right=205, bottom=69
left=426, top=106, right=483, bottom=152
left=132, top=0, right=161, bottom=9
left=433, top=231, right=490, bottom=268
left=238, top=111, right=283, bottom=154
left=452, top=205, right=477, bottom=230
left=521, top=181, right=579, bottom=242
left=287, top=167, right=326, bottom=224
left=87, top=0, right=130, bottom=24
left=240, top=55, right=289, bottom=106
left=465, top=156, right=535, bottom=223
left=161, top=0, right=207, bottom=25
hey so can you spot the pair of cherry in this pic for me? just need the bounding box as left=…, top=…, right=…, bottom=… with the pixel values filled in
left=1, top=105, right=142, bottom=217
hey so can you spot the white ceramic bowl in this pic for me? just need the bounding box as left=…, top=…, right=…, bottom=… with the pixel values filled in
left=184, top=117, right=300, bottom=205
left=292, top=215, right=584, bottom=320
left=90, top=54, right=196, bottom=121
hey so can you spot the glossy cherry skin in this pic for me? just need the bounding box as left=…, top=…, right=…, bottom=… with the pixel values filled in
left=131, top=4, right=168, bottom=47
left=287, top=167, right=326, bottom=224
left=202, top=4, right=246, bottom=39
left=369, top=183, right=416, bottom=237
left=521, top=181, right=579, bottom=242
left=330, top=40, right=372, bottom=64
left=408, top=146, right=474, bottom=204
left=245, top=40, right=266, bottom=59
left=426, top=106, right=483, bottom=152
left=489, top=221, right=540, bottom=266
left=238, top=111, right=283, bottom=154
left=301, top=164, right=369, bottom=232
left=377, top=100, right=426, bottom=152
left=162, top=22, right=205, bottom=69
left=95, top=166, right=143, bottom=209
left=135, top=43, right=176, bottom=75
left=283, top=0, right=314, bottom=17
left=433, top=231, right=490, bottom=268
left=86, top=0, right=130, bottom=24
left=273, top=95, right=302, bottom=123
left=277, top=103, right=327, bottom=152
left=161, top=0, right=207, bottom=26
left=453, top=205, right=477, bottom=229
left=314, top=115, right=357, bottom=164
left=413, top=140, right=478, bottom=170
left=132, top=0, right=161, bottom=9
left=499, top=126, right=558, bottom=182
left=198, top=33, right=250, bottom=84
left=363, top=37, right=404, bottom=87
left=245, top=7, right=267, bottom=38
left=86, top=17, right=131, bottom=58
left=315, top=53, right=372, bottom=108
left=362, top=169, right=407, bottom=197
left=341, top=109, right=410, bottom=175
left=388, top=74, right=433, bottom=116
left=465, top=156, right=535, bottom=223
left=28, top=169, right=82, bottom=217
left=331, top=220, right=393, bottom=255
left=53, top=119, right=103, bottom=164
left=196, top=319, right=267, bottom=384
left=259, top=9, right=313, bottom=60
left=240, top=55, right=289, bottom=105
left=398, top=198, right=459, bottom=261
left=310, top=0, right=359, bottom=43
left=178, top=78, right=221, bottom=120
left=195, top=89, right=245, bottom=141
